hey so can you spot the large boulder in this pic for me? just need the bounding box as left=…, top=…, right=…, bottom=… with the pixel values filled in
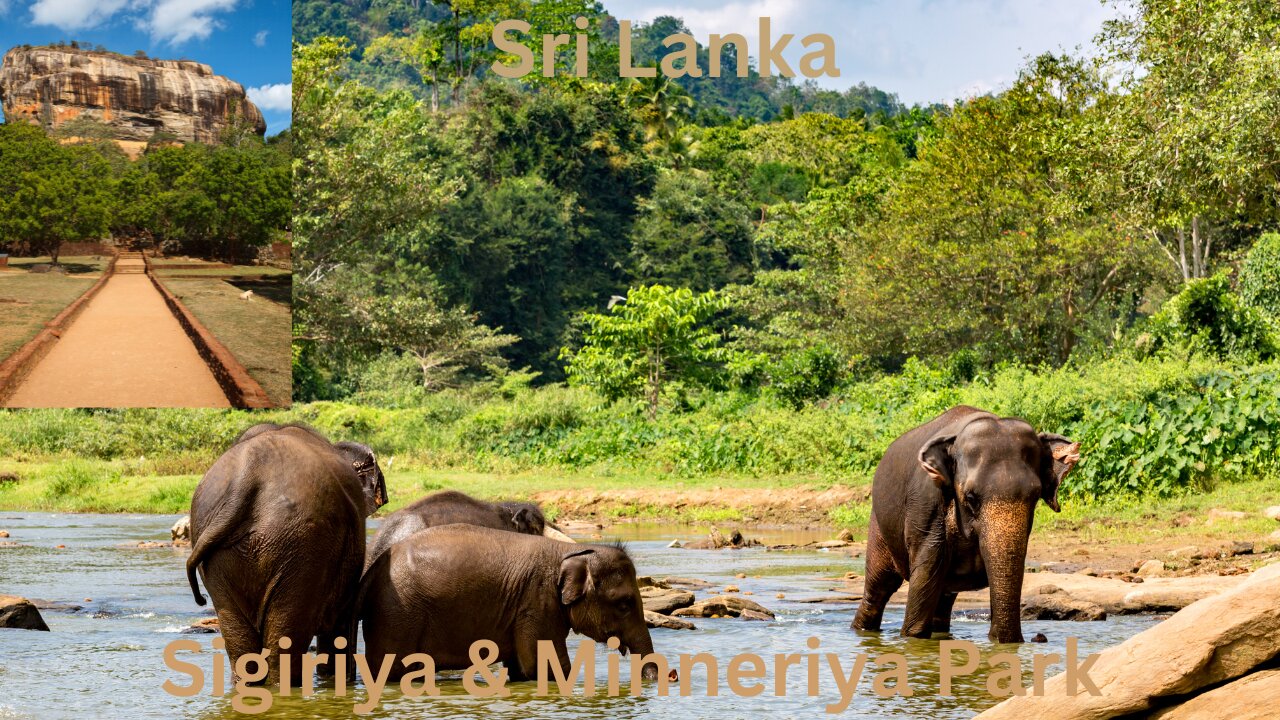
left=673, top=595, right=776, bottom=619
left=1021, top=587, right=1107, bottom=621
left=644, top=610, right=696, bottom=630
left=975, top=561, right=1280, bottom=719
left=0, top=595, right=51, bottom=631
left=641, top=586, right=695, bottom=615
left=0, top=46, right=265, bottom=146
left=1148, top=668, right=1280, bottom=719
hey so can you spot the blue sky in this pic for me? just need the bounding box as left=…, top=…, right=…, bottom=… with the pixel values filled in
left=604, top=0, right=1119, bottom=105
left=0, top=0, right=292, bottom=134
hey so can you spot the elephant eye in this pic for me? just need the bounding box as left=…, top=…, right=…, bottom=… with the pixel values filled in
left=964, top=490, right=980, bottom=506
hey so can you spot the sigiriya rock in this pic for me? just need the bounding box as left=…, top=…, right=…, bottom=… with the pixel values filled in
left=0, top=45, right=266, bottom=147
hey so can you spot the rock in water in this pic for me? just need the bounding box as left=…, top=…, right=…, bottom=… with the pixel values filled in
left=171, top=515, right=191, bottom=543
left=0, top=594, right=51, bottom=631
left=1020, top=592, right=1108, bottom=621
left=0, top=46, right=265, bottom=149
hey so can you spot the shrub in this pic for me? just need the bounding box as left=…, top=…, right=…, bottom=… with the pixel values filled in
left=768, top=345, right=843, bottom=408
left=1150, top=274, right=1276, bottom=361
left=1240, top=233, right=1280, bottom=318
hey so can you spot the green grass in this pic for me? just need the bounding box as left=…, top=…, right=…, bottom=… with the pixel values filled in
left=157, top=277, right=292, bottom=407
left=0, top=257, right=106, bottom=360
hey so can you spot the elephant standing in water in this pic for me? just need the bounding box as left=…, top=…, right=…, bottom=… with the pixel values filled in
left=186, top=423, right=388, bottom=683
left=852, top=406, right=1080, bottom=643
left=360, top=524, right=661, bottom=682
left=366, top=489, right=573, bottom=568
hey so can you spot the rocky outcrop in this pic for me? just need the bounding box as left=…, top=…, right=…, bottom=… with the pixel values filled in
left=0, top=46, right=265, bottom=145
left=0, top=594, right=51, bottom=630
left=975, top=560, right=1280, bottom=719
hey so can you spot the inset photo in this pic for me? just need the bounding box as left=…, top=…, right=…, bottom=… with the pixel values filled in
left=0, top=6, right=292, bottom=408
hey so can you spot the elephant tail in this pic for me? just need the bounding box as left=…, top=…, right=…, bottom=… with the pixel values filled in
left=186, top=546, right=208, bottom=606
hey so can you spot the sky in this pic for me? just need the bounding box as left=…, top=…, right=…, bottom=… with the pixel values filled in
left=0, top=0, right=292, bottom=134
left=603, top=0, right=1120, bottom=105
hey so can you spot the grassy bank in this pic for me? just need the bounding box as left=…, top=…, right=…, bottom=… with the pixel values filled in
left=158, top=277, right=292, bottom=406
left=0, top=256, right=107, bottom=359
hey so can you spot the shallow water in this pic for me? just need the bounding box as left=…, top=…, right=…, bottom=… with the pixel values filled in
left=0, top=514, right=1158, bottom=719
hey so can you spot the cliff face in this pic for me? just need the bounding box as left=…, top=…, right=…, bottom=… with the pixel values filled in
left=0, top=46, right=266, bottom=145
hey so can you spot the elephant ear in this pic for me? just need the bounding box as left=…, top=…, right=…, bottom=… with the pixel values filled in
left=558, top=548, right=595, bottom=605
left=920, top=434, right=975, bottom=540
left=1038, top=433, right=1080, bottom=513
left=918, top=434, right=956, bottom=489
left=512, top=507, right=541, bottom=535
left=334, top=441, right=388, bottom=513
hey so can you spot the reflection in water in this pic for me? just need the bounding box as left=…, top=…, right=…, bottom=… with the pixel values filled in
left=0, top=514, right=1158, bottom=719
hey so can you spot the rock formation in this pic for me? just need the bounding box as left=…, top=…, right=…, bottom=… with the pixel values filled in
left=975, top=560, right=1280, bottom=719
left=0, top=45, right=265, bottom=146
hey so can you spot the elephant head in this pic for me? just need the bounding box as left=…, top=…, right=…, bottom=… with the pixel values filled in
left=558, top=546, right=660, bottom=681
left=333, top=441, right=389, bottom=515
left=919, top=417, right=1080, bottom=643
left=497, top=501, right=548, bottom=536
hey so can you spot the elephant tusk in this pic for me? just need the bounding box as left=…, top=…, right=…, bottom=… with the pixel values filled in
left=543, top=525, right=576, bottom=543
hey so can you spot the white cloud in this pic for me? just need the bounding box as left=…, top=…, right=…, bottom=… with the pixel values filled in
left=604, top=0, right=1118, bottom=105
left=30, top=0, right=137, bottom=31
left=253, top=29, right=269, bottom=47
left=27, top=0, right=241, bottom=45
left=247, top=82, right=291, bottom=113
left=145, top=0, right=240, bottom=45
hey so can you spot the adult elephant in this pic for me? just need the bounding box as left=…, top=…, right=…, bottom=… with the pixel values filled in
left=360, top=524, right=661, bottom=682
left=366, top=490, right=572, bottom=569
left=186, top=423, right=388, bottom=683
left=851, top=406, right=1080, bottom=643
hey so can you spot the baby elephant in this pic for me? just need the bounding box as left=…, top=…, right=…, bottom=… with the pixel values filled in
left=366, top=490, right=569, bottom=568
left=360, top=524, right=661, bottom=682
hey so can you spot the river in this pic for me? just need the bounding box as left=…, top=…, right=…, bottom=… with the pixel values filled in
left=0, top=514, right=1158, bottom=718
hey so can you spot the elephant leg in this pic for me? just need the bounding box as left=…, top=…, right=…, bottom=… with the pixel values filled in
left=852, top=521, right=903, bottom=632
left=261, top=605, right=318, bottom=688
left=931, top=592, right=958, bottom=635
left=901, top=535, right=948, bottom=638
left=515, top=633, right=567, bottom=683
left=215, top=607, right=263, bottom=683
left=316, top=627, right=356, bottom=680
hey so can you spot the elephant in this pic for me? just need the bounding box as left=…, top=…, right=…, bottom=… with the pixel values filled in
left=365, top=489, right=572, bottom=569
left=186, top=423, right=388, bottom=684
left=851, top=405, right=1080, bottom=643
left=359, top=524, right=661, bottom=682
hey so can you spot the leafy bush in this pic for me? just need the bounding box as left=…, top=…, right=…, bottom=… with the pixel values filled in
left=1149, top=274, right=1276, bottom=360
left=1240, top=233, right=1280, bottom=318
left=768, top=344, right=843, bottom=408
left=1063, top=367, right=1280, bottom=499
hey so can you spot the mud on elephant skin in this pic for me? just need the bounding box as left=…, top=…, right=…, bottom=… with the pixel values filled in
left=360, top=524, right=662, bottom=683
left=186, top=423, right=389, bottom=685
left=852, top=405, right=1080, bottom=644
left=366, top=489, right=571, bottom=569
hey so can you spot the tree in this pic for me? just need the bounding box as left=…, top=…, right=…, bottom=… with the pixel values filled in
left=0, top=123, right=113, bottom=264
left=1094, top=0, right=1280, bottom=281
left=562, top=285, right=728, bottom=418
left=630, top=169, right=755, bottom=291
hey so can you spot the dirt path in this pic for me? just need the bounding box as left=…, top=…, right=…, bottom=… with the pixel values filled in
left=4, top=259, right=229, bottom=408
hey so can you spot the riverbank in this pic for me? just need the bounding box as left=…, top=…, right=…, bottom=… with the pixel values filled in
left=2, top=457, right=1277, bottom=578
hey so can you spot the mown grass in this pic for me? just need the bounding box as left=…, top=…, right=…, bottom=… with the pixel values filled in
left=157, top=277, right=292, bottom=407
left=0, top=257, right=106, bottom=360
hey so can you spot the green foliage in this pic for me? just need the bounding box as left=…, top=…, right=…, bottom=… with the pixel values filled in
left=1150, top=274, right=1277, bottom=360
left=630, top=170, right=754, bottom=291
left=1240, top=234, right=1280, bottom=317
left=767, top=345, right=843, bottom=409
left=1065, top=368, right=1280, bottom=499
left=562, top=285, right=728, bottom=418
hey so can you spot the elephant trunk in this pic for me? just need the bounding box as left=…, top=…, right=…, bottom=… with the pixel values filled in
left=978, top=500, right=1031, bottom=643
left=624, top=627, right=661, bottom=681
left=543, top=525, right=575, bottom=543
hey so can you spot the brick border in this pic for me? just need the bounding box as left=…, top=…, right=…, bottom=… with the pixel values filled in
left=145, top=268, right=274, bottom=409
left=0, top=254, right=119, bottom=405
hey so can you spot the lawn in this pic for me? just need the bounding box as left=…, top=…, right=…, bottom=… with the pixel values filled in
left=0, top=256, right=108, bottom=361
left=150, top=266, right=291, bottom=277
left=157, top=277, right=292, bottom=407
